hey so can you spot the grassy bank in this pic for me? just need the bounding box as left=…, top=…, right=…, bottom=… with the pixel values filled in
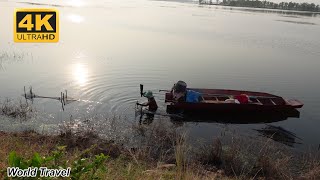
left=0, top=130, right=230, bottom=180
left=0, top=100, right=319, bottom=179
left=0, top=126, right=319, bottom=179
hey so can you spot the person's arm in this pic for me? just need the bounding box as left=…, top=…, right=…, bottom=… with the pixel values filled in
left=137, top=102, right=149, bottom=106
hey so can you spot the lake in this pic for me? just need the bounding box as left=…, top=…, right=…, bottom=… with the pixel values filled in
left=0, top=0, right=320, bottom=150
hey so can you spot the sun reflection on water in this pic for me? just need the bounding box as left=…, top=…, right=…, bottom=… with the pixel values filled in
left=72, top=63, right=88, bottom=87
left=67, top=14, right=84, bottom=23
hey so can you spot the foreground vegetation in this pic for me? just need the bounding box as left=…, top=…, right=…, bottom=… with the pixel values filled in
left=200, top=0, right=320, bottom=12
left=0, top=100, right=320, bottom=179
left=0, top=130, right=229, bottom=180
left=0, top=125, right=320, bottom=179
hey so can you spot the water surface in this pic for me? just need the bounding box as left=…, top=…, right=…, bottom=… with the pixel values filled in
left=0, top=0, right=320, bottom=149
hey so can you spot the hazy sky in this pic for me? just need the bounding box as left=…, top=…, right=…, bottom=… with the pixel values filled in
left=2, top=0, right=320, bottom=5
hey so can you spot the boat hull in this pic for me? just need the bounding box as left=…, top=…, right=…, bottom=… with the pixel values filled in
left=165, top=88, right=303, bottom=114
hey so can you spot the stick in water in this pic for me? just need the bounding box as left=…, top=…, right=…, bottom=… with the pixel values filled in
left=140, top=84, right=144, bottom=97
left=29, top=86, right=32, bottom=99
left=24, top=86, right=27, bottom=99
left=63, top=93, right=66, bottom=105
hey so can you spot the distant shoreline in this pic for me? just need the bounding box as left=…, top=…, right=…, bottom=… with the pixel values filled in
left=199, top=0, right=320, bottom=13
left=209, top=4, right=320, bottom=15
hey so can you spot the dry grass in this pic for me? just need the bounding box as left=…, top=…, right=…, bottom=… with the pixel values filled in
left=0, top=130, right=232, bottom=180
left=0, top=50, right=32, bottom=70
left=130, top=120, right=178, bottom=164
left=1, top=113, right=320, bottom=179
left=190, top=135, right=308, bottom=180
left=175, top=133, right=188, bottom=180
left=0, top=130, right=57, bottom=170
left=297, top=150, right=320, bottom=180
left=0, top=98, right=34, bottom=119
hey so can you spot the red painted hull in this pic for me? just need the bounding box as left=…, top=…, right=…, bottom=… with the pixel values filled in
left=165, top=88, right=303, bottom=113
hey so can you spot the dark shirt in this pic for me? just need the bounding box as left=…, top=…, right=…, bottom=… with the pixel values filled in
left=140, top=97, right=158, bottom=111
left=146, top=98, right=158, bottom=111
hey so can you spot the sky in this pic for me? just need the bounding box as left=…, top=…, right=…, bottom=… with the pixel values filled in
left=2, top=0, right=320, bottom=5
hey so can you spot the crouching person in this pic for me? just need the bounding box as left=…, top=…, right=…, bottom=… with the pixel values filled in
left=137, top=90, right=158, bottom=111
left=172, top=80, right=204, bottom=103
left=137, top=91, right=158, bottom=125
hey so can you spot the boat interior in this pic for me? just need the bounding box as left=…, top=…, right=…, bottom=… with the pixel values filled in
left=202, top=95, right=286, bottom=106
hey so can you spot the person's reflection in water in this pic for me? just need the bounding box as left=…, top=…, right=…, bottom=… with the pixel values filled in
left=141, top=113, right=155, bottom=125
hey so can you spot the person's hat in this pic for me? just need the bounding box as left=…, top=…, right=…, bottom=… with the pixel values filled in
left=143, top=91, right=154, bottom=98
left=174, top=81, right=187, bottom=92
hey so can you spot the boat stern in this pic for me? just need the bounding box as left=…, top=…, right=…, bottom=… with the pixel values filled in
left=286, top=99, right=304, bottom=108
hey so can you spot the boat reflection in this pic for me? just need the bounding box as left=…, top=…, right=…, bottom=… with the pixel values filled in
left=135, top=107, right=302, bottom=147
left=254, top=125, right=302, bottom=147
left=136, top=106, right=300, bottom=125
left=168, top=109, right=300, bottom=124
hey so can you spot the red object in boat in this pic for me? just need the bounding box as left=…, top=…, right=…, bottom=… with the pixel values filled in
left=165, top=88, right=303, bottom=113
left=234, top=94, right=249, bottom=104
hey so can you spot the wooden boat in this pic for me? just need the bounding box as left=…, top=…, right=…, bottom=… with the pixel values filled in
left=165, top=88, right=303, bottom=114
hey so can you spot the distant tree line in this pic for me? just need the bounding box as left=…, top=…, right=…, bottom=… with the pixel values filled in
left=200, top=0, right=320, bottom=12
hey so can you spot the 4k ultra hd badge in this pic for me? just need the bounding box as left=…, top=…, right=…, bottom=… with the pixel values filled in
left=14, top=9, right=59, bottom=43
